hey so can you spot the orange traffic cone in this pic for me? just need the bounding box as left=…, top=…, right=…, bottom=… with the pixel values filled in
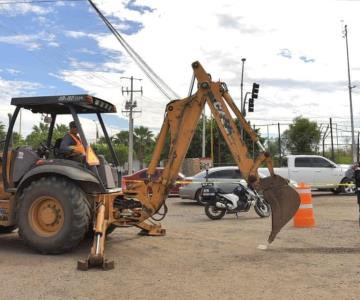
left=294, top=182, right=315, bottom=227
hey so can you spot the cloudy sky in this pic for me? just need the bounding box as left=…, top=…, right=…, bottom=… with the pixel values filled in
left=0, top=0, right=359, bottom=141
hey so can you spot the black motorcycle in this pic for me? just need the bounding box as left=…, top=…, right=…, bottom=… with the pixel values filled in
left=201, top=182, right=271, bottom=220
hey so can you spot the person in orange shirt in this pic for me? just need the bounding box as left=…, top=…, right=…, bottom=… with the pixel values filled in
left=60, top=121, right=85, bottom=162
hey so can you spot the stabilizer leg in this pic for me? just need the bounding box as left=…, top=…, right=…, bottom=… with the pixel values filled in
left=78, top=202, right=114, bottom=271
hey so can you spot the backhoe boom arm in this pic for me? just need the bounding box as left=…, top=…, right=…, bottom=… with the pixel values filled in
left=82, top=61, right=300, bottom=270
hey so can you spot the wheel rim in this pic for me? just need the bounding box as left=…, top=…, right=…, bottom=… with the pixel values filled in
left=344, top=181, right=355, bottom=194
left=29, top=196, right=64, bottom=237
left=257, top=202, right=269, bottom=213
left=209, top=205, right=224, bottom=217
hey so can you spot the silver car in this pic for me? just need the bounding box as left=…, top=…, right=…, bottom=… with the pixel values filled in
left=179, top=166, right=248, bottom=205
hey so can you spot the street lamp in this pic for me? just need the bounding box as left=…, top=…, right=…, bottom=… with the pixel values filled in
left=240, top=58, right=246, bottom=139
left=240, top=58, right=246, bottom=114
left=343, top=24, right=356, bottom=163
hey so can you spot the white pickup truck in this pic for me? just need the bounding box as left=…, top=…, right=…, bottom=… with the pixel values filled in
left=259, top=155, right=354, bottom=194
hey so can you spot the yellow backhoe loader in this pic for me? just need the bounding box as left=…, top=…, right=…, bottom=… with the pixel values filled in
left=0, top=62, right=300, bottom=270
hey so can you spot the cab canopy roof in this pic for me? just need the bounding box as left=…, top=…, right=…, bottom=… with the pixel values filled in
left=11, top=94, right=117, bottom=114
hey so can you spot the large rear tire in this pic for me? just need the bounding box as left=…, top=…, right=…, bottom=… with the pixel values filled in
left=204, top=203, right=226, bottom=220
left=18, top=177, right=91, bottom=254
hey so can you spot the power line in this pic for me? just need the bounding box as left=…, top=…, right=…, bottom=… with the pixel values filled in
left=87, top=0, right=180, bottom=101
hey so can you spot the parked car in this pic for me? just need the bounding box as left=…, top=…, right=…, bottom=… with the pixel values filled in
left=258, top=155, right=354, bottom=194
left=179, top=166, right=273, bottom=205
left=122, top=167, right=186, bottom=197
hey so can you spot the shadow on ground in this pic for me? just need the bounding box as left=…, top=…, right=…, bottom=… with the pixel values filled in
left=272, top=246, right=360, bottom=254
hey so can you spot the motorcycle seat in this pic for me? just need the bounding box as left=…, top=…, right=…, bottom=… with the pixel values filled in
left=216, top=188, right=227, bottom=194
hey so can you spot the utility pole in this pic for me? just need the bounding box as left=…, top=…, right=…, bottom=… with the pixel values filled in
left=122, top=76, right=142, bottom=175
left=202, top=113, right=206, bottom=157
left=210, top=117, right=214, bottom=162
left=343, top=24, right=356, bottom=163
left=330, top=118, right=334, bottom=162
left=19, top=110, right=22, bottom=138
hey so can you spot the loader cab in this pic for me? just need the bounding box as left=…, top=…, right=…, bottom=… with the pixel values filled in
left=1, top=94, right=121, bottom=194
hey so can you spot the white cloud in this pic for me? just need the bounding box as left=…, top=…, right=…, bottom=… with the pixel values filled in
left=64, top=30, right=90, bottom=39
left=0, top=3, right=52, bottom=16
left=0, top=34, right=41, bottom=50
left=0, top=77, right=42, bottom=133
left=67, top=58, right=97, bottom=69
left=0, top=31, right=58, bottom=50
left=6, top=68, right=21, bottom=75
left=76, top=48, right=97, bottom=55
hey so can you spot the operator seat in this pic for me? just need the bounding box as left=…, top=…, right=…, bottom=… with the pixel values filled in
left=53, top=138, right=64, bottom=158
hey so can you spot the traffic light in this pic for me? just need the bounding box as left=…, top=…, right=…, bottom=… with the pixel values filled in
left=251, top=83, right=260, bottom=99
left=248, top=98, right=254, bottom=112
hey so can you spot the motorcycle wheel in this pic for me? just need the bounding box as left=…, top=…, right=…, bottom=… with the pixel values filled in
left=204, top=203, right=226, bottom=220
left=254, top=199, right=271, bottom=218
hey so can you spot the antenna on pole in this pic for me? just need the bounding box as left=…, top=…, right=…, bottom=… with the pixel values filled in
left=121, top=76, right=142, bottom=175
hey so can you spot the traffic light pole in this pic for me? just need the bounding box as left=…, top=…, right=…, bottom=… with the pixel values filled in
left=242, top=92, right=251, bottom=114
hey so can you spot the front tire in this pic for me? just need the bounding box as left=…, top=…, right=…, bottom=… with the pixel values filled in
left=254, top=199, right=271, bottom=218
left=204, top=203, right=226, bottom=220
left=18, top=177, right=91, bottom=254
left=195, top=189, right=207, bottom=206
left=340, top=177, right=355, bottom=194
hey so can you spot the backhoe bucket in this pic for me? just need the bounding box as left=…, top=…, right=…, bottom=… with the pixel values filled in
left=259, top=175, right=300, bottom=243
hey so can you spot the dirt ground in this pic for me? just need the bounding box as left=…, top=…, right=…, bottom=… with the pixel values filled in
left=0, top=192, right=360, bottom=300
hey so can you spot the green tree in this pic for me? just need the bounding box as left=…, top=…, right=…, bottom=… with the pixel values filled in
left=13, top=132, right=25, bottom=147
left=281, top=116, right=320, bottom=154
left=0, top=121, right=6, bottom=141
left=52, top=124, right=68, bottom=141
left=24, top=122, right=68, bottom=150
left=98, top=136, right=107, bottom=144
left=113, top=131, right=129, bottom=145
left=0, top=121, right=6, bottom=150
left=92, top=143, right=128, bottom=166
left=25, top=122, right=49, bottom=149
left=134, top=126, right=154, bottom=169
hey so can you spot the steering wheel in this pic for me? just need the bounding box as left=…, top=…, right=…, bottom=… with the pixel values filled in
left=37, top=142, right=54, bottom=158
